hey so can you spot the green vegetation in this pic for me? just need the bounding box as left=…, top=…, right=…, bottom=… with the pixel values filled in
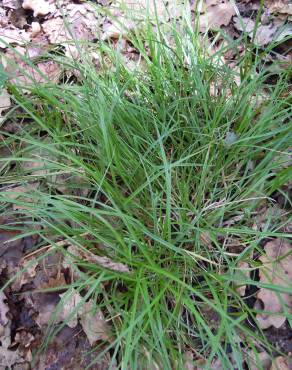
left=1, top=17, right=291, bottom=369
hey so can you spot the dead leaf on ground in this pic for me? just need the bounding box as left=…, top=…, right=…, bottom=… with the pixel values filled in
left=42, top=3, right=101, bottom=44
left=234, top=17, right=286, bottom=46
left=236, top=261, right=250, bottom=297
left=59, top=288, right=82, bottom=328
left=2, top=46, right=62, bottom=85
left=270, top=356, right=292, bottom=370
left=265, top=0, right=292, bottom=15
left=0, top=26, right=30, bottom=48
left=0, top=291, right=10, bottom=347
left=103, top=0, right=187, bottom=39
left=66, top=243, right=130, bottom=273
left=79, top=299, right=111, bottom=345
left=59, top=288, right=111, bottom=345
left=256, top=239, right=292, bottom=329
left=246, top=351, right=272, bottom=370
left=198, top=1, right=235, bottom=32
left=0, top=347, right=25, bottom=369
left=0, top=89, right=11, bottom=123
left=2, top=182, right=39, bottom=211
left=11, top=258, right=38, bottom=291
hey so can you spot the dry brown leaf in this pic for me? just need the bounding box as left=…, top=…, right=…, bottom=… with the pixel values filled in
left=199, top=1, right=235, bottom=32
left=79, top=299, right=111, bottom=345
left=246, top=351, right=272, bottom=370
left=3, top=182, right=39, bottom=211
left=183, top=351, right=196, bottom=370
left=59, top=289, right=111, bottom=345
left=256, top=239, right=292, bottom=329
left=2, top=47, right=62, bottom=85
left=0, top=291, right=10, bottom=347
left=270, top=356, right=292, bottom=370
left=22, top=0, right=56, bottom=16
left=234, top=17, right=286, bottom=46
left=265, top=0, right=292, bottom=15
left=236, top=261, right=249, bottom=297
left=2, top=0, right=22, bottom=9
left=59, top=288, right=82, bottom=328
left=11, top=258, right=38, bottom=291
left=0, top=89, right=11, bottom=122
left=0, top=27, right=30, bottom=47
left=42, top=3, right=100, bottom=45
left=66, top=244, right=130, bottom=273
left=104, top=0, right=187, bottom=39
left=115, top=0, right=185, bottom=19
left=0, top=347, right=25, bottom=368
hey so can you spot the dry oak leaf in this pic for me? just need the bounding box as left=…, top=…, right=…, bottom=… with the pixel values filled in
left=234, top=17, right=286, bottom=46
left=2, top=47, right=62, bottom=85
left=270, top=356, right=292, bottom=370
left=198, top=1, right=235, bottom=32
left=256, top=239, right=292, bottom=329
left=79, top=299, right=111, bottom=345
left=42, top=3, right=100, bottom=45
left=265, top=0, right=292, bottom=15
left=59, top=289, right=111, bottom=345
left=22, top=0, right=56, bottom=16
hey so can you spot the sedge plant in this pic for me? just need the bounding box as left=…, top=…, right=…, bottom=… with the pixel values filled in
left=0, top=9, right=291, bottom=370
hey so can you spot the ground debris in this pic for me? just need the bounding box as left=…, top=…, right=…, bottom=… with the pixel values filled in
left=256, top=239, right=292, bottom=329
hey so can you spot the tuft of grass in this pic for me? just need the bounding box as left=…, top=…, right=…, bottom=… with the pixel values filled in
left=1, top=13, right=291, bottom=369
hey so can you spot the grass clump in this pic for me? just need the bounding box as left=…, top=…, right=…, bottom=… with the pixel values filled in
left=1, top=18, right=291, bottom=369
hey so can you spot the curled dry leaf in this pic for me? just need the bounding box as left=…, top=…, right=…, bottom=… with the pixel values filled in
left=256, top=239, right=292, bottom=329
left=66, top=243, right=130, bottom=273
